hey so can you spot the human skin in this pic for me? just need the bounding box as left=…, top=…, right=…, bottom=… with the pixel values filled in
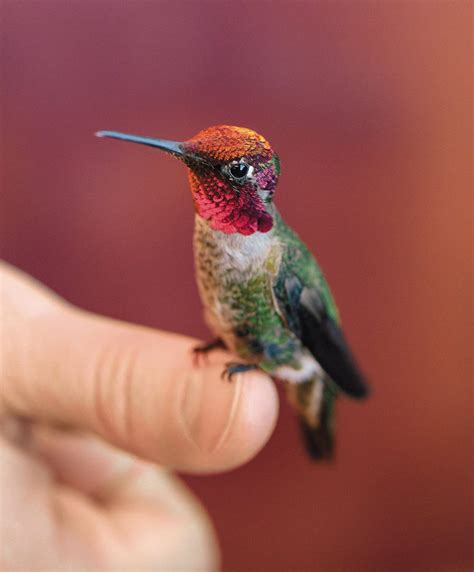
left=0, top=262, right=279, bottom=570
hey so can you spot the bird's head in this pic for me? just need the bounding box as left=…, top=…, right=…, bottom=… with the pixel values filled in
left=97, top=125, right=280, bottom=236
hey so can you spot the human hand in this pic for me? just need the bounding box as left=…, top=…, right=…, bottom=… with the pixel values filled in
left=0, top=262, right=278, bottom=570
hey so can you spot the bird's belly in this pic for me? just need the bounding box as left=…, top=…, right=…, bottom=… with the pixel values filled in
left=195, top=265, right=316, bottom=381
left=196, top=270, right=261, bottom=358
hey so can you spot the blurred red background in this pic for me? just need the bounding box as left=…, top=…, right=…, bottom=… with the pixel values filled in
left=2, top=2, right=472, bottom=571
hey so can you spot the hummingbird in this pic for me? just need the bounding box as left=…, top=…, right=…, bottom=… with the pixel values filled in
left=96, top=125, right=369, bottom=460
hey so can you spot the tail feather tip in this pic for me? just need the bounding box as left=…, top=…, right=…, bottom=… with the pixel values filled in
left=300, top=420, right=334, bottom=462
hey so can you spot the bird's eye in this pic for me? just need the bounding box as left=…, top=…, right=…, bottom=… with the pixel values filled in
left=229, top=162, right=249, bottom=180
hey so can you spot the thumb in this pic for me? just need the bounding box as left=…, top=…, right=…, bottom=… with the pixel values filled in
left=1, top=262, right=279, bottom=472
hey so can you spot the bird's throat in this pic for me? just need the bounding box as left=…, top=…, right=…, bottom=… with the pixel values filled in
left=187, top=171, right=273, bottom=236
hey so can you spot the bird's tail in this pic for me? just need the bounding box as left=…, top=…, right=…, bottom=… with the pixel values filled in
left=285, top=377, right=337, bottom=461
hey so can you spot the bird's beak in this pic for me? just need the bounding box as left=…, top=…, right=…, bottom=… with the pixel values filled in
left=95, top=130, right=186, bottom=159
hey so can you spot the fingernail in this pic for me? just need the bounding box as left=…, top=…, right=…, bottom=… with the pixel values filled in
left=180, top=365, right=242, bottom=454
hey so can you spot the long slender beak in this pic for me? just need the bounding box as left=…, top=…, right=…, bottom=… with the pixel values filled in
left=95, top=130, right=184, bottom=157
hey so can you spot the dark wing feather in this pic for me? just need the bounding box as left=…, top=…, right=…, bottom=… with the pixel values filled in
left=270, top=210, right=369, bottom=399
left=281, top=276, right=369, bottom=399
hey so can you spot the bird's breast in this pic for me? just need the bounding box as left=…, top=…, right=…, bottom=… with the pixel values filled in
left=192, top=216, right=281, bottom=341
left=193, top=215, right=279, bottom=279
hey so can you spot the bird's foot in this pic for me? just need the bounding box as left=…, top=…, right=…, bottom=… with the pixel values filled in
left=221, top=362, right=259, bottom=382
left=192, top=338, right=226, bottom=366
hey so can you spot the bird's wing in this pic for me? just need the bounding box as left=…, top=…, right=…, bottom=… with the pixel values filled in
left=272, top=222, right=369, bottom=399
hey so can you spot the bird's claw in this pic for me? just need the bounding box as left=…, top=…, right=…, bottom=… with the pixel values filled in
left=192, top=339, right=225, bottom=367
left=221, top=362, right=258, bottom=382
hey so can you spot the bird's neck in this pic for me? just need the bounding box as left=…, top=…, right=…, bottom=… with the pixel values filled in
left=193, top=210, right=281, bottom=275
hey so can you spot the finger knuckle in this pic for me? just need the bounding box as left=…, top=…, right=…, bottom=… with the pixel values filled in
left=91, top=340, right=139, bottom=443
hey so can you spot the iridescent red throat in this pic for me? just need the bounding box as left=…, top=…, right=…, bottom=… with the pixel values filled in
left=188, top=171, right=273, bottom=236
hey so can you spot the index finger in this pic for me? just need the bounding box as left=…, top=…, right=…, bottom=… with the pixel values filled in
left=1, top=263, right=279, bottom=473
